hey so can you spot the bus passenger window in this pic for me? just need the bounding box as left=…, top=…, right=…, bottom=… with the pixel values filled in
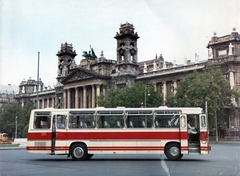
left=181, top=116, right=186, bottom=128
left=69, top=115, right=95, bottom=129
left=127, top=115, right=152, bottom=128
left=157, top=115, right=180, bottom=128
left=34, top=112, right=51, bottom=129
left=201, top=115, right=206, bottom=128
left=56, top=115, right=66, bottom=129
left=97, top=116, right=123, bottom=128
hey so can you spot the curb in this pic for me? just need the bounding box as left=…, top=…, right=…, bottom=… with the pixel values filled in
left=0, top=146, right=26, bottom=150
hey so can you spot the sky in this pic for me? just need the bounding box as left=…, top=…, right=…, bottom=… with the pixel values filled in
left=1, top=0, right=240, bottom=88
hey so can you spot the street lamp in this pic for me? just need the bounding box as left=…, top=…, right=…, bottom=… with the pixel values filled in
left=15, top=116, right=18, bottom=139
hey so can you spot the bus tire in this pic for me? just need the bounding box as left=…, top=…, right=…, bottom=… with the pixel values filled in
left=164, top=143, right=183, bottom=160
left=70, top=143, right=88, bottom=161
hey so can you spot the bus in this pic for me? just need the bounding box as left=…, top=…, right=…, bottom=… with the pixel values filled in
left=26, top=107, right=211, bottom=160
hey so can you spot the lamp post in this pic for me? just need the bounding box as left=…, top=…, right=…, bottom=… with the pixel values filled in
left=215, top=111, right=218, bottom=143
left=15, top=116, right=18, bottom=139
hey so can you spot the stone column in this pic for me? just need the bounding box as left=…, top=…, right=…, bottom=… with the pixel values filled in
left=83, top=86, right=87, bottom=108
left=96, top=84, right=101, bottom=107
left=75, top=87, right=79, bottom=108
left=67, top=89, right=71, bottom=108
left=173, top=80, right=178, bottom=96
left=96, top=84, right=101, bottom=96
left=163, top=82, right=167, bottom=104
left=91, top=85, right=95, bottom=108
left=102, top=85, right=106, bottom=96
left=52, top=97, right=55, bottom=107
left=153, top=83, right=157, bottom=91
left=229, top=71, right=235, bottom=89
left=47, top=98, right=49, bottom=108
left=229, top=70, right=236, bottom=105
left=63, top=89, right=67, bottom=108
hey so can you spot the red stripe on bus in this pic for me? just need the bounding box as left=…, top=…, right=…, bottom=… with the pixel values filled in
left=88, top=146, right=164, bottom=151
left=200, top=131, right=209, bottom=141
left=28, top=131, right=188, bottom=141
left=26, top=146, right=69, bottom=151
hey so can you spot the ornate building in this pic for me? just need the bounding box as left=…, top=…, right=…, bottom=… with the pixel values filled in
left=15, top=23, right=240, bottom=129
left=0, top=84, right=18, bottom=107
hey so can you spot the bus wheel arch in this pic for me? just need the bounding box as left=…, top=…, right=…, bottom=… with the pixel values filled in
left=70, top=142, right=88, bottom=161
left=164, top=142, right=183, bottom=160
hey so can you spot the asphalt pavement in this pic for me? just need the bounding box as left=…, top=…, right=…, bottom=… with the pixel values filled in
left=1, top=138, right=240, bottom=150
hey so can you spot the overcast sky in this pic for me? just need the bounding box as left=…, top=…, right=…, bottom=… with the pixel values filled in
left=1, top=0, right=240, bottom=87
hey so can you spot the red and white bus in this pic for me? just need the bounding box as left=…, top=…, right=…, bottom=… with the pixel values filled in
left=27, top=106, right=211, bottom=160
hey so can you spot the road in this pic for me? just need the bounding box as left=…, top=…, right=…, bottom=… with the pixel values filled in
left=0, top=143, right=240, bottom=176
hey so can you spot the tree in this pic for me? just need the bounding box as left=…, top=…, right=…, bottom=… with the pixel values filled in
left=166, top=64, right=232, bottom=128
left=97, top=84, right=163, bottom=108
left=0, top=102, right=21, bottom=138
left=18, top=102, right=35, bottom=137
left=0, top=102, right=34, bottom=138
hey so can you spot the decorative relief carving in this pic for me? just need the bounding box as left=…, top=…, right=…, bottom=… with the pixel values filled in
left=66, top=70, right=93, bottom=82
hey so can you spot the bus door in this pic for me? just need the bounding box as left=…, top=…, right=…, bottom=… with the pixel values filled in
left=199, top=114, right=210, bottom=154
left=179, top=114, right=188, bottom=154
left=51, top=114, right=67, bottom=154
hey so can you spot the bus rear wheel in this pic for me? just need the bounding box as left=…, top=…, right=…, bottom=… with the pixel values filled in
left=70, top=143, right=88, bottom=161
left=164, top=143, right=183, bottom=160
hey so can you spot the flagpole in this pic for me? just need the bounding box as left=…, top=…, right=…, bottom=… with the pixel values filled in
left=36, top=52, right=40, bottom=109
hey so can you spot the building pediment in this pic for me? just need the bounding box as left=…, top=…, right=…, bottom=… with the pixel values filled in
left=62, top=68, right=110, bottom=84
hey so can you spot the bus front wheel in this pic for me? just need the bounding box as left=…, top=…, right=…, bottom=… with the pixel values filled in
left=164, top=143, right=183, bottom=160
left=70, top=143, right=88, bottom=161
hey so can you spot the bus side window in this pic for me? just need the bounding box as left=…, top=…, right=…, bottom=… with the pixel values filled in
left=34, top=113, right=51, bottom=129
left=97, top=116, right=123, bottom=128
left=69, top=115, right=95, bottom=129
left=201, top=115, right=206, bottom=128
left=154, top=115, right=179, bottom=128
left=180, top=115, right=186, bottom=128
left=56, top=115, right=66, bottom=129
left=127, top=115, right=152, bottom=128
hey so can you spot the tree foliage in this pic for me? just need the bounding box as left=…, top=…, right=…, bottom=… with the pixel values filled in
left=97, top=84, right=163, bottom=108
left=0, top=102, right=34, bottom=138
left=165, top=64, right=232, bottom=128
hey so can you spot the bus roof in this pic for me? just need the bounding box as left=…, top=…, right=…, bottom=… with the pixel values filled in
left=32, top=107, right=203, bottom=114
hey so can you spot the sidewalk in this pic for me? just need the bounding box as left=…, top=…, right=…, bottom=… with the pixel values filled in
left=0, top=138, right=27, bottom=150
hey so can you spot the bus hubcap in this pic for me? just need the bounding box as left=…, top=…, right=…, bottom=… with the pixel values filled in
left=74, top=147, right=84, bottom=158
left=169, top=147, right=179, bottom=157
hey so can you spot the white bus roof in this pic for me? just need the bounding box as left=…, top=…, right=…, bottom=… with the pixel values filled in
left=33, top=107, right=203, bottom=114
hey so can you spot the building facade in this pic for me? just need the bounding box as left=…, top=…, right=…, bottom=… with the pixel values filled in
left=15, top=23, right=240, bottom=129
left=0, top=84, right=18, bottom=107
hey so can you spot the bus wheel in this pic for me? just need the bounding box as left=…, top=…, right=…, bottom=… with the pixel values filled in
left=70, top=143, right=88, bottom=161
left=164, top=143, right=183, bottom=160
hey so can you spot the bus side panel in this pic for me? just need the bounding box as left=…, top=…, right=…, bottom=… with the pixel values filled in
left=54, top=131, right=68, bottom=154
left=66, top=130, right=181, bottom=155
left=180, top=115, right=189, bottom=154
left=27, top=131, right=68, bottom=154
left=27, top=131, right=52, bottom=154
left=199, top=114, right=211, bottom=154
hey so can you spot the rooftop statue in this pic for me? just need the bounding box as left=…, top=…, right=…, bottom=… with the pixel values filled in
left=82, top=45, right=97, bottom=60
